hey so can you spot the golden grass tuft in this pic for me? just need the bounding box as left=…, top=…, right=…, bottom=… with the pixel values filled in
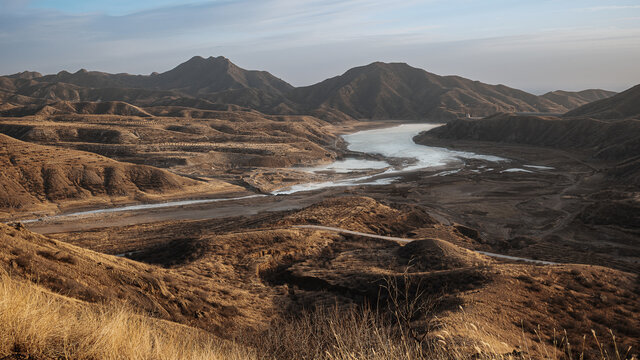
left=0, top=270, right=254, bottom=360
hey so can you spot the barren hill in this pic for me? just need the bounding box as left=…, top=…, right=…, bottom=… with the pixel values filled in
left=417, top=113, right=640, bottom=158
left=541, top=89, right=616, bottom=109
left=417, top=85, right=640, bottom=166
left=564, top=84, right=640, bottom=120
left=2, top=58, right=614, bottom=122
left=0, top=133, right=238, bottom=216
left=30, top=56, right=293, bottom=106
left=287, top=62, right=570, bottom=121
left=3, top=197, right=637, bottom=358
left=148, top=56, right=294, bottom=96
left=1, top=100, right=152, bottom=117
left=414, top=86, right=640, bottom=231
left=416, top=113, right=640, bottom=188
left=6, top=71, right=43, bottom=79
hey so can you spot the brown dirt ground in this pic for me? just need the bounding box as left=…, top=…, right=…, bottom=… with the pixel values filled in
left=5, top=196, right=635, bottom=359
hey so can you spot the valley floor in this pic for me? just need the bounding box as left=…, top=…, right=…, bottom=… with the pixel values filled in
left=1, top=119, right=639, bottom=359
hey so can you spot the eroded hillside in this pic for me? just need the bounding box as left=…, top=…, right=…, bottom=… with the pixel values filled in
left=2, top=197, right=638, bottom=359
left=0, top=133, right=240, bottom=217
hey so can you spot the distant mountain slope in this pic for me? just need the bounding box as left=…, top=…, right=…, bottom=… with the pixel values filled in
left=38, top=69, right=146, bottom=89
left=417, top=113, right=640, bottom=158
left=415, top=85, right=640, bottom=185
left=149, top=56, right=294, bottom=96
left=0, top=133, right=236, bottom=213
left=4, top=56, right=294, bottom=114
left=6, top=71, right=43, bottom=80
left=564, top=84, right=640, bottom=120
left=541, top=89, right=616, bottom=109
left=288, top=62, right=569, bottom=121
left=1, top=57, right=619, bottom=121
left=34, top=56, right=293, bottom=100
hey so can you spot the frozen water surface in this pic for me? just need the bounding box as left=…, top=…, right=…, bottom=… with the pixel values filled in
left=501, top=168, right=533, bottom=173
left=275, top=123, right=507, bottom=194
left=523, top=164, right=554, bottom=170
left=342, top=124, right=505, bottom=171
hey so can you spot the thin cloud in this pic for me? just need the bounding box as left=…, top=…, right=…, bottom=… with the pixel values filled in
left=0, top=0, right=639, bottom=92
left=583, top=5, right=640, bottom=11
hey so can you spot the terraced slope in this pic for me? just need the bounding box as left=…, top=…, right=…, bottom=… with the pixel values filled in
left=0, top=133, right=239, bottom=216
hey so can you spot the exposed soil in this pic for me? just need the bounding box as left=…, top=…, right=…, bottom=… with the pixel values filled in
left=22, top=134, right=640, bottom=275
left=3, top=195, right=638, bottom=359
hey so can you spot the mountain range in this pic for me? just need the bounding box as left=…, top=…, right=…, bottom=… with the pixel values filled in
left=0, top=56, right=616, bottom=122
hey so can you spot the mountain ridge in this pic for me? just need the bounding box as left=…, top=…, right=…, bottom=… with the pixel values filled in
left=564, top=84, right=640, bottom=120
left=1, top=57, right=617, bottom=121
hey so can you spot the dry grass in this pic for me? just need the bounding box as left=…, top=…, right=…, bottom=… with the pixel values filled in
left=253, top=305, right=634, bottom=360
left=253, top=305, right=424, bottom=360
left=0, top=270, right=254, bottom=360
left=0, top=270, right=633, bottom=360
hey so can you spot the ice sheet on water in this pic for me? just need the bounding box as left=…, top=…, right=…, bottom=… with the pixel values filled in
left=501, top=168, right=533, bottom=173
left=340, top=123, right=506, bottom=171
left=523, top=164, right=554, bottom=170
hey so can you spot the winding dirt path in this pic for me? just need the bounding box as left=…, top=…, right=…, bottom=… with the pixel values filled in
left=292, top=224, right=559, bottom=265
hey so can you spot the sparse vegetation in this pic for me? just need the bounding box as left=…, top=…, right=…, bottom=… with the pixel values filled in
left=1, top=270, right=635, bottom=360
left=0, top=271, right=253, bottom=360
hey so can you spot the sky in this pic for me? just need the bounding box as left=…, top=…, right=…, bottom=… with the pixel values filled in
left=1, top=0, right=639, bottom=93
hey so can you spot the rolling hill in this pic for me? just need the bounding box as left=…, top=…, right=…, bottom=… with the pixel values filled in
left=27, top=56, right=294, bottom=111
left=0, top=133, right=238, bottom=216
left=415, top=84, right=640, bottom=188
left=1, top=57, right=615, bottom=121
left=288, top=62, right=571, bottom=121
left=540, top=89, right=616, bottom=110
left=2, top=197, right=638, bottom=358
left=564, top=84, right=640, bottom=120
left=417, top=113, right=640, bottom=161
left=417, top=83, right=640, bottom=152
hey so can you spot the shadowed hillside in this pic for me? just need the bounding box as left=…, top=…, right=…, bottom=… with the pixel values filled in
left=0, top=100, right=152, bottom=117
left=417, top=113, right=640, bottom=158
left=148, top=56, right=294, bottom=96
left=416, top=84, right=640, bottom=162
left=564, top=84, right=640, bottom=120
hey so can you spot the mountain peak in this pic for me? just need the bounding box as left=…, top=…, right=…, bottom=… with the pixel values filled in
left=363, top=61, right=412, bottom=69
left=148, top=56, right=292, bottom=96
left=174, top=56, right=236, bottom=74
left=6, top=71, right=43, bottom=79
left=185, top=55, right=231, bottom=64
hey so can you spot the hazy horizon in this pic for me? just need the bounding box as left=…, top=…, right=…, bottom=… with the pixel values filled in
left=2, top=0, right=639, bottom=94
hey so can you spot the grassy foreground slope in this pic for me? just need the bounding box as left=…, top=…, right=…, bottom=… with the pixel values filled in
left=0, top=270, right=253, bottom=360
left=3, top=195, right=639, bottom=359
